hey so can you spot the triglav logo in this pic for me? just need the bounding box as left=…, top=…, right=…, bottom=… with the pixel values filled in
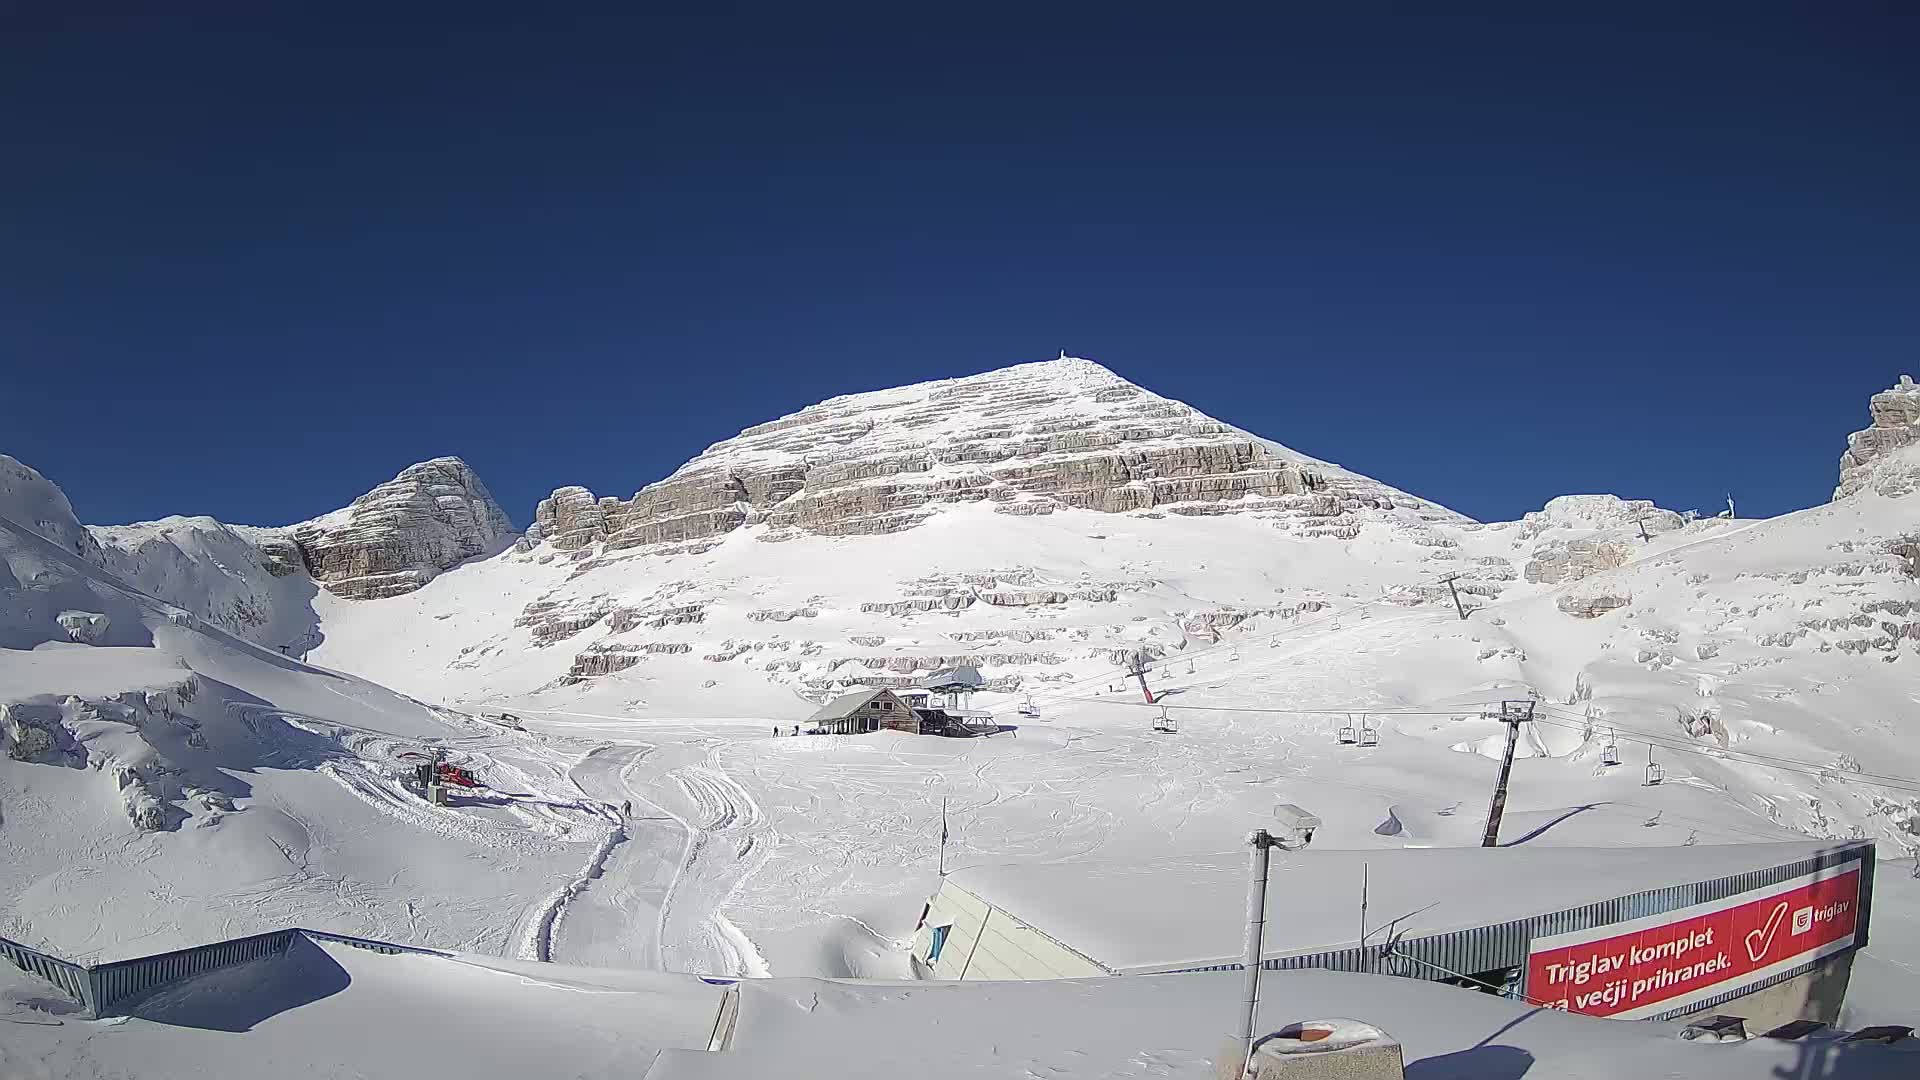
left=1792, top=907, right=1814, bottom=937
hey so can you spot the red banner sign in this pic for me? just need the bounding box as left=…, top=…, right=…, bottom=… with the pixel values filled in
left=1526, top=859, right=1860, bottom=1019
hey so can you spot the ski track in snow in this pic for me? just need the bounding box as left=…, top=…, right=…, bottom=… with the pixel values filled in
left=227, top=700, right=635, bottom=960
left=657, top=762, right=776, bottom=977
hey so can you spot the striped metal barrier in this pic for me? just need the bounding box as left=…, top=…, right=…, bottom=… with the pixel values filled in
left=88, top=928, right=299, bottom=1017
left=1, top=926, right=436, bottom=1018
left=0, top=934, right=95, bottom=1014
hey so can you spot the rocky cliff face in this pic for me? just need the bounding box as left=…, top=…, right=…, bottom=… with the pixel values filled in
left=524, top=357, right=1465, bottom=553
left=1835, top=375, right=1920, bottom=500
left=292, top=457, right=516, bottom=599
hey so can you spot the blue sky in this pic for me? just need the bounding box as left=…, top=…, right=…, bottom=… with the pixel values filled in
left=3, top=5, right=1913, bottom=527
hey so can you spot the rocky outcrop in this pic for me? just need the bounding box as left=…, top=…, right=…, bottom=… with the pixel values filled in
left=519, top=358, right=1464, bottom=553
left=292, top=457, right=515, bottom=599
left=529, top=486, right=610, bottom=551
left=253, top=535, right=309, bottom=577
left=1525, top=539, right=1634, bottom=585
left=1836, top=375, right=1920, bottom=500
left=1519, top=495, right=1683, bottom=539
left=1558, top=592, right=1632, bottom=618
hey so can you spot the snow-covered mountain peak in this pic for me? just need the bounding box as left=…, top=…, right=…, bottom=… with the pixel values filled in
left=289, top=456, right=516, bottom=599
left=525, top=356, right=1463, bottom=555
left=0, top=454, right=103, bottom=563
left=1836, top=374, right=1920, bottom=500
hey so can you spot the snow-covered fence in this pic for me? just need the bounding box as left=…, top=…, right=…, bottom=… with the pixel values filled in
left=300, top=927, right=447, bottom=957
left=4, top=926, right=449, bottom=1019
left=88, top=928, right=300, bottom=1017
left=0, top=933, right=93, bottom=1013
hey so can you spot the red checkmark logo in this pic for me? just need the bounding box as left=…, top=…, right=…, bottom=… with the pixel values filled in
left=1746, top=902, right=1789, bottom=962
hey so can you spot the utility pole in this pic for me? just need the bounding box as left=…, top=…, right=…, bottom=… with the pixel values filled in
left=1232, top=806, right=1319, bottom=1078
left=1480, top=699, right=1535, bottom=848
left=1238, top=829, right=1274, bottom=1077
left=1440, top=574, right=1468, bottom=621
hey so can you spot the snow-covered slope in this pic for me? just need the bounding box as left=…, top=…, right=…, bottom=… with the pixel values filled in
left=0, top=457, right=611, bottom=964
left=312, top=358, right=1483, bottom=713
left=8, top=362, right=1920, bottom=1011
left=90, top=515, right=320, bottom=648
left=280, top=362, right=1920, bottom=988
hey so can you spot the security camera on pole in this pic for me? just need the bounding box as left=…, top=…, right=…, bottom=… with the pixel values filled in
left=1226, top=803, right=1320, bottom=1079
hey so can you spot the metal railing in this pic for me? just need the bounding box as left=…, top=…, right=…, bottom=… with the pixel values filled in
left=0, top=926, right=449, bottom=1018
left=1151, top=841, right=1877, bottom=1018
left=87, top=929, right=299, bottom=1017
left=0, top=934, right=94, bottom=1014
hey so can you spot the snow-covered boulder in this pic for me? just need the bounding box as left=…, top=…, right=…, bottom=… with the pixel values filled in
left=1836, top=374, right=1920, bottom=500
left=55, top=610, right=109, bottom=643
left=1519, top=494, right=1683, bottom=538
left=3, top=704, right=59, bottom=762
left=1557, top=591, right=1632, bottom=618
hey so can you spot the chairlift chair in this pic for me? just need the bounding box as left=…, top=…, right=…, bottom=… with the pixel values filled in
left=1359, top=720, right=1379, bottom=748
left=1601, top=731, right=1620, bottom=768
left=1644, top=746, right=1664, bottom=786
left=1337, top=716, right=1358, bottom=745
left=1017, top=695, right=1039, bottom=719
left=1152, top=706, right=1177, bottom=734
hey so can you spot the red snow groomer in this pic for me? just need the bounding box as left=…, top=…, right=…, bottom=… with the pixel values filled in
left=433, top=762, right=480, bottom=788
left=409, top=758, right=481, bottom=791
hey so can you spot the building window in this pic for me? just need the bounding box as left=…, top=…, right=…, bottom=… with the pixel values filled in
left=929, top=924, right=950, bottom=963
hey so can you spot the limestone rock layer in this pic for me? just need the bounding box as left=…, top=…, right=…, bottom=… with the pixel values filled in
left=292, top=457, right=515, bottom=599
left=1836, top=375, right=1920, bottom=500
left=523, top=357, right=1464, bottom=552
